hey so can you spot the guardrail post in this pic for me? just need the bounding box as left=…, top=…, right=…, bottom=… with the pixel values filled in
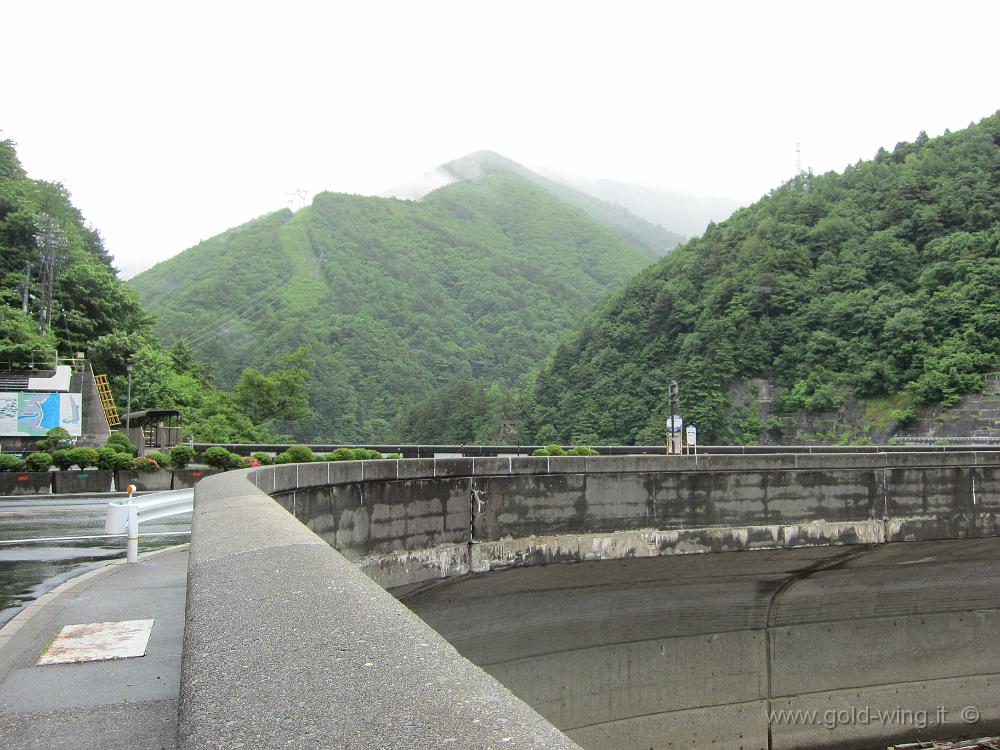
left=127, top=503, right=139, bottom=563
left=126, top=483, right=138, bottom=563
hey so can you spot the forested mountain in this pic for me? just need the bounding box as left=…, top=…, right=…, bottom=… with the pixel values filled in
left=388, top=151, right=686, bottom=258
left=528, top=113, right=1000, bottom=445
left=0, top=139, right=148, bottom=365
left=130, top=166, right=653, bottom=442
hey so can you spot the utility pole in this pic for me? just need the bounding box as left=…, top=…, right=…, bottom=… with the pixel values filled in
left=34, top=215, right=66, bottom=336
left=21, top=260, right=32, bottom=312
left=125, top=362, right=133, bottom=438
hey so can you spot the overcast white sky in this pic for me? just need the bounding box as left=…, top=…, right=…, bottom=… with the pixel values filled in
left=4, top=0, right=999, bottom=277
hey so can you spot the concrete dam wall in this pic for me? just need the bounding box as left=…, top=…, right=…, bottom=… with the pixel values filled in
left=181, top=453, right=1000, bottom=749
left=258, top=452, right=1000, bottom=588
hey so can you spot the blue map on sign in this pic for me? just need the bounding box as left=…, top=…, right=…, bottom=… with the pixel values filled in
left=18, top=392, right=61, bottom=435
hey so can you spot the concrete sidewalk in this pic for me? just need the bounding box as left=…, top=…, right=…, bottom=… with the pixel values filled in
left=0, top=545, right=188, bottom=750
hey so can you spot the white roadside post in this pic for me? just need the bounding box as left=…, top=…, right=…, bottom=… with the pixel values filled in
left=126, top=484, right=139, bottom=563
left=686, top=424, right=698, bottom=458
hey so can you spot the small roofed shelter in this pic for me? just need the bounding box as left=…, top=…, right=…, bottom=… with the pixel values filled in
left=120, top=409, right=182, bottom=454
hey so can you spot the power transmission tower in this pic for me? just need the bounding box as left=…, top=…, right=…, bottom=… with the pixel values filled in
left=284, top=189, right=309, bottom=211
left=795, top=142, right=803, bottom=175
left=34, top=214, right=67, bottom=336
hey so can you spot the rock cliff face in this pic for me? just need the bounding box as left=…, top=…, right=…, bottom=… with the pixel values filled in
left=722, top=374, right=1000, bottom=446
left=897, top=374, right=1000, bottom=441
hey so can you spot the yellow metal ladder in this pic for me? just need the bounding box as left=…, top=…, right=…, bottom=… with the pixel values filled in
left=94, top=373, right=122, bottom=428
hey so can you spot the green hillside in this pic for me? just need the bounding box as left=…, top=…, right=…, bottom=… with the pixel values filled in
left=0, top=139, right=148, bottom=365
left=528, top=112, right=1000, bottom=445
left=130, top=166, right=652, bottom=442
left=0, top=139, right=312, bottom=445
left=441, top=151, right=685, bottom=257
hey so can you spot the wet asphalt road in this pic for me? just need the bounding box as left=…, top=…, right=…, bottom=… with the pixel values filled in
left=0, top=496, right=191, bottom=626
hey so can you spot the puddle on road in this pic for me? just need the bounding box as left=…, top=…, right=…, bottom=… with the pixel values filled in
left=0, top=550, right=121, bottom=627
left=0, top=537, right=186, bottom=628
left=0, top=546, right=122, bottom=562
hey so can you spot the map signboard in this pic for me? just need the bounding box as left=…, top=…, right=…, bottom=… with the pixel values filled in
left=0, top=392, right=83, bottom=437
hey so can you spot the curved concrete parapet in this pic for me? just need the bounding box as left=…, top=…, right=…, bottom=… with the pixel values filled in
left=178, top=470, right=580, bottom=749
left=251, top=452, right=1000, bottom=588
left=183, top=453, right=1000, bottom=749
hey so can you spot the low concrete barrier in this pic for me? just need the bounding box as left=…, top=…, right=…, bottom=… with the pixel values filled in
left=0, top=471, right=51, bottom=495
left=181, top=470, right=580, bottom=750
left=171, top=468, right=220, bottom=488
left=114, top=469, right=173, bottom=491
left=185, top=452, right=1000, bottom=749
left=51, top=469, right=114, bottom=493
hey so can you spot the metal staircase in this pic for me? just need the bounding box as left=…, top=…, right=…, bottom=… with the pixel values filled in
left=94, top=373, right=121, bottom=428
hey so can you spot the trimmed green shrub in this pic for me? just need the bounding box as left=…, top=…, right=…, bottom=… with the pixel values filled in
left=567, top=446, right=599, bottom=456
left=105, top=432, right=136, bottom=454
left=203, top=446, right=241, bottom=469
left=112, top=449, right=134, bottom=471
left=330, top=447, right=356, bottom=461
left=38, top=427, right=73, bottom=453
left=132, top=456, right=161, bottom=472
left=23, top=452, right=52, bottom=471
left=51, top=448, right=77, bottom=471
left=145, top=451, right=170, bottom=467
left=0, top=454, right=20, bottom=472
left=250, top=451, right=274, bottom=466
left=285, top=444, right=315, bottom=463
left=532, top=444, right=568, bottom=457
left=169, top=444, right=195, bottom=470
left=384, top=452, right=402, bottom=460
left=70, top=447, right=99, bottom=469
left=96, top=446, right=133, bottom=471
left=273, top=451, right=293, bottom=464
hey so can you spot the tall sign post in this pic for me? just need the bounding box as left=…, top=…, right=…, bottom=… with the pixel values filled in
left=667, top=413, right=683, bottom=455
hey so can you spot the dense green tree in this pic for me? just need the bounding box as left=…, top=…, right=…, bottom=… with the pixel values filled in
left=234, top=347, right=314, bottom=426
left=0, top=139, right=149, bottom=361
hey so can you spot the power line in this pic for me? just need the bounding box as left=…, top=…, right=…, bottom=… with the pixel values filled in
left=0, top=252, right=23, bottom=272
left=182, top=277, right=296, bottom=348
left=182, top=224, right=322, bottom=351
